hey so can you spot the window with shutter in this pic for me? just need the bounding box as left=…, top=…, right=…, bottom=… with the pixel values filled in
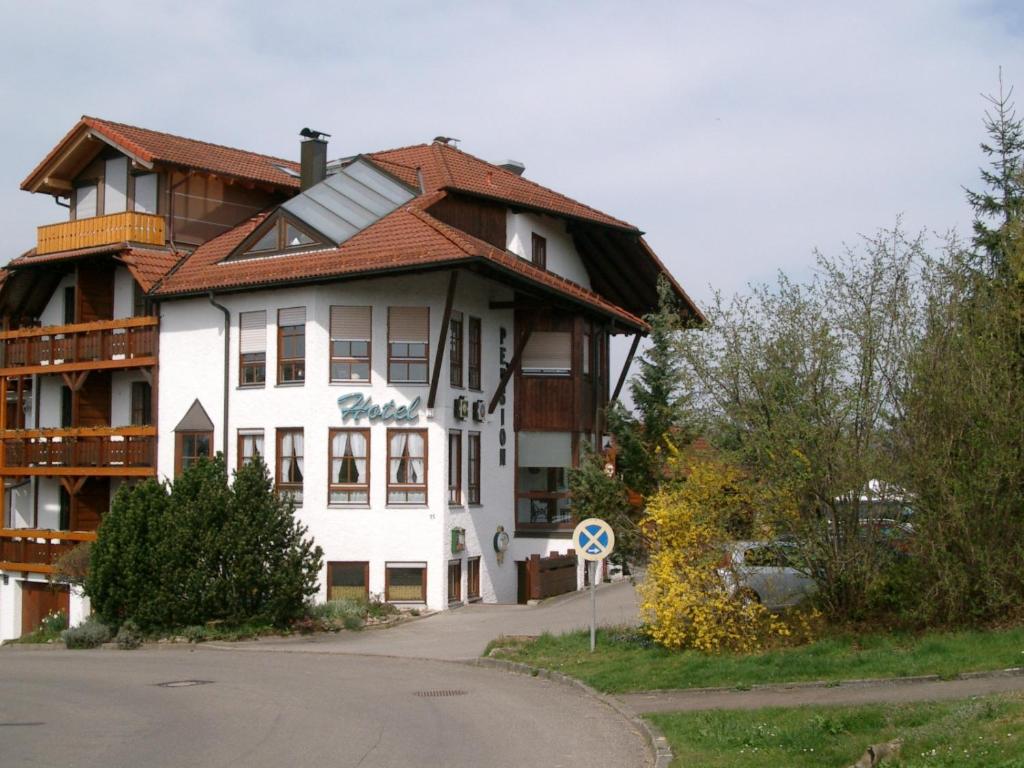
left=388, top=307, right=429, bottom=383
left=521, top=331, right=572, bottom=376
left=330, top=306, right=371, bottom=382
left=239, top=310, right=267, bottom=386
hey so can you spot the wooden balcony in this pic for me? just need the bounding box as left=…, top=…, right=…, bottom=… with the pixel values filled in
left=0, top=528, right=96, bottom=574
left=37, top=211, right=165, bottom=255
left=0, top=317, right=157, bottom=377
left=0, top=426, right=157, bottom=477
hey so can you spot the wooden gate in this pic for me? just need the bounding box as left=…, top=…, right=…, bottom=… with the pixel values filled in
left=21, top=581, right=70, bottom=636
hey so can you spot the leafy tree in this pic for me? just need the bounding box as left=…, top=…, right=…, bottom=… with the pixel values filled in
left=86, top=455, right=322, bottom=630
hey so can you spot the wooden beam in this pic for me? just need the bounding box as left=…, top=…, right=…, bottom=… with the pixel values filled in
left=60, top=370, right=89, bottom=392
left=0, top=467, right=155, bottom=477
left=488, top=301, right=546, bottom=311
left=0, top=375, right=6, bottom=527
left=427, top=271, right=459, bottom=410
left=488, top=321, right=534, bottom=414
left=59, top=477, right=88, bottom=497
left=612, top=332, right=643, bottom=402
left=43, top=177, right=73, bottom=192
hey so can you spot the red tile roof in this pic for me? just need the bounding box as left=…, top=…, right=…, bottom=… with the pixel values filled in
left=368, top=143, right=637, bottom=231
left=155, top=199, right=646, bottom=329
left=22, top=117, right=300, bottom=192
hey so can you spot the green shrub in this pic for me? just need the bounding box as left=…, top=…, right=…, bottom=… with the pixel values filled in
left=182, top=625, right=207, bottom=643
left=86, top=455, right=322, bottom=630
left=64, top=617, right=112, bottom=649
left=115, top=619, right=144, bottom=650
left=17, top=609, right=68, bottom=644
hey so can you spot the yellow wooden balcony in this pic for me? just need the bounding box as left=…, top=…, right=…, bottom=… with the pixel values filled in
left=37, top=211, right=165, bottom=255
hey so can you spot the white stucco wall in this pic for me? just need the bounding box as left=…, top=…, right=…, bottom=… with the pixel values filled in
left=158, top=270, right=521, bottom=610
left=506, top=211, right=592, bottom=290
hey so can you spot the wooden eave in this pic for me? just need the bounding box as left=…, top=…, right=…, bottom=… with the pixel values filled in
left=22, top=123, right=154, bottom=196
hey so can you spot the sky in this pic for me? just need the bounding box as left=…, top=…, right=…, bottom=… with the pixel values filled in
left=1, top=0, right=1022, bottom=311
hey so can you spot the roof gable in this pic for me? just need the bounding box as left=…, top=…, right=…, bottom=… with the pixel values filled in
left=174, top=399, right=215, bottom=432
left=22, top=117, right=301, bottom=195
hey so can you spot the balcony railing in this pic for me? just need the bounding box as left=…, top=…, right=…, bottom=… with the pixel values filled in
left=0, top=426, right=157, bottom=476
left=0, top=528, right=96, bottom=574
left=37, top=211, right=165, bottom=255
left=0, top=317, right=157, bottom=376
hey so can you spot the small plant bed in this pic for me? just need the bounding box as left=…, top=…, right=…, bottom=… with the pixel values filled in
left=292, top=597, right=403, bottom=635
left=11, top=610, right=68, bottom=645
left=486, top=625, right=1024, bottom=694
left=648, top=693, right=1024, bottom=767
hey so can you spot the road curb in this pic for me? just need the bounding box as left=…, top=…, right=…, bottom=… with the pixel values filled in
left=469, top=657, right=672, bottom=768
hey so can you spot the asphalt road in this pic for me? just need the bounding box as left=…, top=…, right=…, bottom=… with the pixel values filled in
left=0, top=645, right=650, bottom=768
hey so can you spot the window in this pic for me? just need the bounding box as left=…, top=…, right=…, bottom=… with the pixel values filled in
left=176, top=431, right=212, bottom=476
left=133, top=173, right=158, bottom=214
left=449, top=311, right=463, bottom=387
left=330, top=306, right=371, bottom=382
left=104, top=157, right=128, bottom=214
left=467, top=557, right=481, bottom=600
left=531, top=233, right=547, bottom=269
left=387, top=429, right=427, bottom=504
left=448, top=559, right=462, bottom=603
left=130, top=381, right=152, bottom=426
left=582, top=330, right=591, bottom=376
left=386, top=562, right=426, bottom=602
left=329, top=429, right=369, bottom=505
left=448, top=430, right=462, bottom=505
left=388, top=306, right=429, bottom=383
left=277, top=307, right=306, bottom=384
left=521, top=331, right=572, bottom=376
left=276, top=428, right=304, bottom=504
left=73, top=183, right=97, bottom=220
left=60, top=386, right=72, bottom=428
left=132, top=282, right=151, bottom=318
left=240, top=218, right=321, bottom=258
left=240, top=310, right=267, bottom=386
left=516, top=431, right=573, bottom=528
left=468, top=317, right=482, bottom=390
left=468, top=432, right=481, bottom=504
left=63, top=286, right=75, bottom=324
left=238, top=430, right=264, bottom=467
left=328, top=561, right=369, bottom=601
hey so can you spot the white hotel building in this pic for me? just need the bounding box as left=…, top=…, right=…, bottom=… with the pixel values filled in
left=0, top=118, right=700, bottom=639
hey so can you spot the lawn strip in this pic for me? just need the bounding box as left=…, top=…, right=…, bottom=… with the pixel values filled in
left=488, top=626, right=1024, bottom=694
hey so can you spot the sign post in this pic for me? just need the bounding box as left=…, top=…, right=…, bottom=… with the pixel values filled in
left=572, top=517, right=615, bottom=653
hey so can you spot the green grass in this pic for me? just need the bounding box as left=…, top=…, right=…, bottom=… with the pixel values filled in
left=487, top=625, right=1024, bottom=693
left=649, top=694, right=1024, bottom=767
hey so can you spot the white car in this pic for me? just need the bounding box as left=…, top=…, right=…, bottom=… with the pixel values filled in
left=718, top=540, right=817, bottom=610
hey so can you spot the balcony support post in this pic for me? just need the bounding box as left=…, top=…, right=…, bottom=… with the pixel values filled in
left=0, top=374, right=5, bottom=527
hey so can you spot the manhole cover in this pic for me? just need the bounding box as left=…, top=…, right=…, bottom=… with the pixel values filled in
left=156, top=680, right=213, bottom=688
left=413, top=689, right=468, bottom=698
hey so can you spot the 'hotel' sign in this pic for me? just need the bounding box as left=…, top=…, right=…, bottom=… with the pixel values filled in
left=337, top=393, right=421, bottom=423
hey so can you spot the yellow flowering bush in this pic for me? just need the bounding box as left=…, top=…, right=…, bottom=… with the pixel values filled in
left=639, top=458, right=804, bottom=652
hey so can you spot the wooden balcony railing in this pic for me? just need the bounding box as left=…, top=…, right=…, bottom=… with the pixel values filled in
left=0, top=528, right=96, bottom=574
left=37, top=211, right=165, bottom=255
left=0, top=426, right=157, bottom=476
left=0, top=317, right=157, bottom=376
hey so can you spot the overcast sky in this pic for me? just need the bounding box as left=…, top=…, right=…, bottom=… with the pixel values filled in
left=1, top=0, right=1022, bottom=309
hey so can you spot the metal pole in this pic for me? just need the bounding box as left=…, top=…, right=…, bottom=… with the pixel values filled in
left=590, top=559, right=597, bottom=652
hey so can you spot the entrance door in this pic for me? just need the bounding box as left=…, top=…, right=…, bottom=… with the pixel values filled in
left=516, top=560, right=530, bottom=604
left=21, top=581, right=70, bottom=636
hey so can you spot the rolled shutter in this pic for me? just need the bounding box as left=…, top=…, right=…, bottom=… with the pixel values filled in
left=331, top=306, right=371, bottom=341
left=388, top=307, right=429, bottom=343
left=239, top=311, right=266, bottom=354
left=278, top=306, right=306, bottom=328
left=522, top=332, right=571, bottom=372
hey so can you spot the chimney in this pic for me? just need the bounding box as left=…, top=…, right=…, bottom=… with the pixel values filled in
left=299, top=127, right=330, bottom=191
left=499, top=160, right=526, bottom=176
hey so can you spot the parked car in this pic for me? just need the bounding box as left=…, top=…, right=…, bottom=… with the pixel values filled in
left=718, top=540, right=817, bottom=610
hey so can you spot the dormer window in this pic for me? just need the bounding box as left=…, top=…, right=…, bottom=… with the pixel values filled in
left=231, top=214, right=325, bottom=260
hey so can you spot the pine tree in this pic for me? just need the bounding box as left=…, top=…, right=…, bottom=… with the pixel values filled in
left=965, top=72, right=1024, bottom=277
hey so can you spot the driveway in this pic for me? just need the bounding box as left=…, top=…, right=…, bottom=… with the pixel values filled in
left=225, top=579, right=641, bottom=661
left=1, top=644, right=649, bottom=767
left=1, top=581, right=650, bottom=767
